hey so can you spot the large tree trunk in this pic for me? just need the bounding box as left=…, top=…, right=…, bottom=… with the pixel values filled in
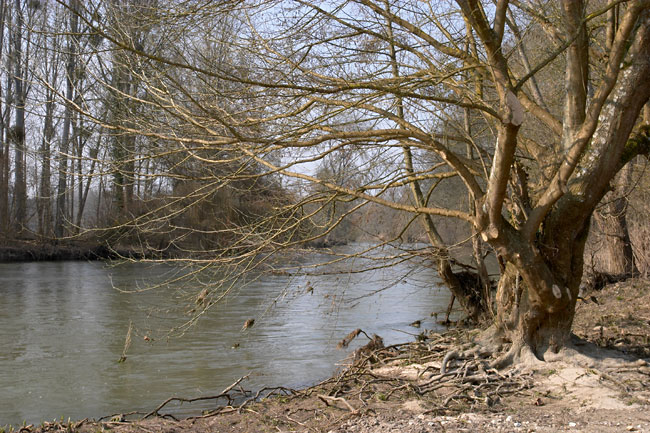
left=483, top=5, right=650, bottom=364
left=490, top=124, right=649, bottom=366
left=493, top=200, right=590, bottom=361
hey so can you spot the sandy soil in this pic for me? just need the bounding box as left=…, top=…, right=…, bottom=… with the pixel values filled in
left=11, top=278, right=650, bottom=433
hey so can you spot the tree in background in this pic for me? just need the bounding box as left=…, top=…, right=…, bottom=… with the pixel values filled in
left=54, top=0, right=81, bottom=237
left=0, top=0, right=10, bottom=235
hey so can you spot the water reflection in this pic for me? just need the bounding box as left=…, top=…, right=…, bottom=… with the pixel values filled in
left=0, top=246, right=452, bottom=426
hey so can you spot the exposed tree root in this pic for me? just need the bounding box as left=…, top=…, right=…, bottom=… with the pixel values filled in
left=328, top=329, right=537, bottom=412
left=440, top=350, right=459, bottom=374
left=490, top=341, right=545, bottom=370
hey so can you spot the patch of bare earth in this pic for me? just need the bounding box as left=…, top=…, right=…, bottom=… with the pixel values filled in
left=21, top=279, right=650, bottom=433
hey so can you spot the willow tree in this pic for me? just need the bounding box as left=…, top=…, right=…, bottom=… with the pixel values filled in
left=76, top=1, right=650, bottom=361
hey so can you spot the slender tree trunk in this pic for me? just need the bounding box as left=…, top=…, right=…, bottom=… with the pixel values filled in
left=54, top=0, right=79, bottom=238
left=76, top=133, right=82, bottom=230
left=76, top=133, right=100, bottom=228
left=12, top=0, right=27, bottom=234
left=467, top=170, right=492, bottom=310
left=111, top=70, right=136, bottom=217
left=0, top=0, right=8, bottom=237
left=0, top=125, right=4, bottom=238
left=38, top=92, right=55, bottom=237
left=384, top=2, right=486, bottom=320
left=0, top=103, right=9, bottom=237
left=0, top=64, right=10, bottom=237
left=54, top=97, right=71, bottom=237
left=96, top=167, right=104, bottom=226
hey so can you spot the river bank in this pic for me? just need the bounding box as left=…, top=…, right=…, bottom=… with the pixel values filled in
left=5, top=278, right=649, bottom=433
left=0, top=238, right=345, bottom=262
left=0, top=240, right=159, bottom=262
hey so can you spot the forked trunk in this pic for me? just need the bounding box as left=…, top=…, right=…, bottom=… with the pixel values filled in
left=494, top=262, right=578, bottom=358
left=492, top=203, right=591, bottom=360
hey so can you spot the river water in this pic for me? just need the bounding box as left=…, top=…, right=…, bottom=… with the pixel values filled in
left=0, top=245, right=451, bottom=426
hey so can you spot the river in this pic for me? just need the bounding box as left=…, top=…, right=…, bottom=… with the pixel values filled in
left=0, top=245, right=452, bottom=426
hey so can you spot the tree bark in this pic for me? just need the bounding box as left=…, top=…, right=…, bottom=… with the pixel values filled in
left=489, top=7, right=650, bottom=361
left=0, top=0, right=8, bottom=237
left=38, top=88, right=55, bottom=238
left=493, top=203, right=590, bottom=359
left=76, top=136, right=99, bottom=229
left=594, top=162, right=638, bottom=276
left=55, top=0, right=79, bottom=238
left=110, top=63, right=136, bottom=217
left=12, top=0, right=27, bottom=234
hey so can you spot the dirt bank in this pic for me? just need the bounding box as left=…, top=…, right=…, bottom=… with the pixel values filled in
left=7, top=278, right=650, bottom=433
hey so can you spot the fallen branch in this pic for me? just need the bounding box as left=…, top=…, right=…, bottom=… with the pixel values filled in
left=317, top=394, right=358, bottom=413
left=143, top=373, right=250, bottom=419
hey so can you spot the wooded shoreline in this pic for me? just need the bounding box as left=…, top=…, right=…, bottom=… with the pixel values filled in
left=0, top=237, right=348, bottom=263
left=0, top=242, right=160, bottom=262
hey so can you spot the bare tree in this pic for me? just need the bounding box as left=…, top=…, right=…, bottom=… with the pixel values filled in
left=0, top=0, right=9, bottom=236
left=11, top=0, right=27, bottom=233
left=34, top=2, right=66, bottom=238
left=63, top=1, right=650, bottom=363
left=54, top=0, right=80, bottom=237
